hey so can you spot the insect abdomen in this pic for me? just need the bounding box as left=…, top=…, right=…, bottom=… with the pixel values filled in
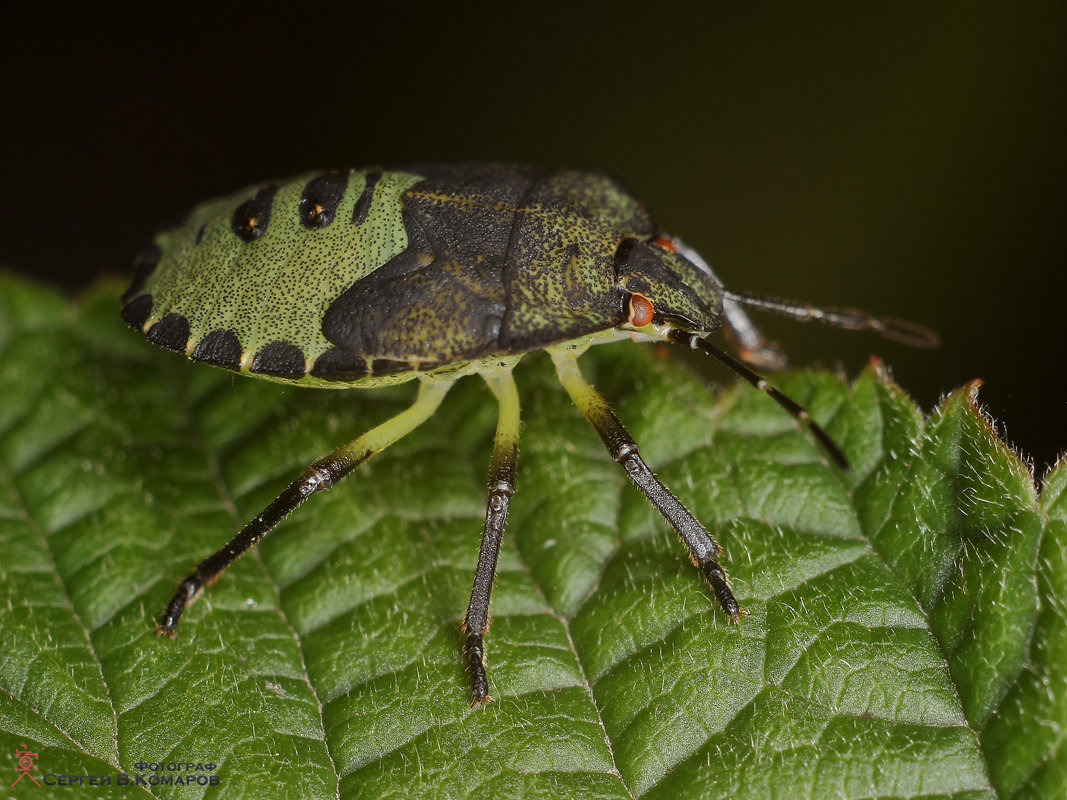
left=122, top=169, right=423, bottom=385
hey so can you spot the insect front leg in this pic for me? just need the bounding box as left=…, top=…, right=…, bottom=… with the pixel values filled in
left=721, top=294, right=789, bottom=371
left=157, top=378, right=452, bottom=635
left=551, top=350, right=741, bottom=621
left=463, top=370, right=520, bottom=705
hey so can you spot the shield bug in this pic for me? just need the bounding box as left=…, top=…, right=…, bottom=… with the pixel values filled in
left=122, top=164, right=937, bottom=704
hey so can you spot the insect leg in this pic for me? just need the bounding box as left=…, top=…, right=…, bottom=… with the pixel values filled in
left=669, top=235, right=786, bottom=369
left=463, top=370, right=520, bottom=705
left=721, top=294, right=789, bottom=371
left=551, top=351, right=740, bottom=620
left=158, top=378, right=453, bottom=635
left=667, top=329, right=850, bottom=471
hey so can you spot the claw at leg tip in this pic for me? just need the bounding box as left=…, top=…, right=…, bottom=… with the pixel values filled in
left=155, top=624, right=177, bottom=639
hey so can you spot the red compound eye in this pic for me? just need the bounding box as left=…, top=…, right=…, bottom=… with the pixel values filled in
left=652, top=236, right=675, bottom=252
left=628, top=293, right=654, bottom=327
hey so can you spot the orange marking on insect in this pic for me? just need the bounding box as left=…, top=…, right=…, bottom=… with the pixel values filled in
left=628, top=293, right=654, bottom=327
left=652, top=236, right=675, bottom=252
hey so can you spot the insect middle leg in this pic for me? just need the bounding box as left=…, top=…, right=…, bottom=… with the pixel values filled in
left=463, top=369, right=520, bottom=705
left=158, top=378, right=453, bottom=635
left=551, top=350, right=740, bottom=620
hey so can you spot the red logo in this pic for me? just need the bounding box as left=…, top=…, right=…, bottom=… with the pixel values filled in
left=11, top=745, right=41, bottom=788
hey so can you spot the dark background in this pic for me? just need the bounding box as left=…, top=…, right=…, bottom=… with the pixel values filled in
left=3, top=5, right=1065, bottom=478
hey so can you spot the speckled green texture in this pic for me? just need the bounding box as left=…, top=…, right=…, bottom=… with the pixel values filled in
left=135, top=170, right=420, bottom=371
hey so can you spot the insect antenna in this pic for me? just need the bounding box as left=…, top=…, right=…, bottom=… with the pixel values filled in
left=723, top=291, right=940, bottom=349
left=666, top=328, right=850, bottom=471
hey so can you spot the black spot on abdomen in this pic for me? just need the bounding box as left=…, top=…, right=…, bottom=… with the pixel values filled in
left=299, top=171, right=348, bottom=228
left=147, top=313, right=190, bottom=352
left=122, top=294, right=153, bottom=330
left=310, top=347, right=369, bottom=381
left=251, top=341, right=306, bottom=379
left=192, top=329, right=243, bottom=371
left=351, top=172, right=381, bottom=225
left=232, top=185, right=278, bottom=242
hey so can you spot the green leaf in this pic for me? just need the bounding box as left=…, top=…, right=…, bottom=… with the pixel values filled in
left=0, top=272, right=1062, bottom=799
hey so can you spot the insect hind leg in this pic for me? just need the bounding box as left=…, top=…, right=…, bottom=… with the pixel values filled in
left=550, top=349, right=741, bottom=621
left=157, top=378, right=452, bottom=635
left=463, top=370, right=520, bottom=705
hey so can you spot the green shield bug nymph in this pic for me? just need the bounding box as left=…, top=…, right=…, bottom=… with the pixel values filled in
left=122, top=164, right=937, bottom=705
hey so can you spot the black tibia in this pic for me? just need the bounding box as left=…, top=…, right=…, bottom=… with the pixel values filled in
left=668, top=329, right=850, bottom=471
left=587, top=403, right=739, bottom=618
left=463, top=464, right=516, bottom=704
left=158, top=451, right=364, bottom=634
left=157, top=380, right=451, bottom=636
left=554, top=354, right=740, bottom=620
left=463, top=373, right=520, bottom=704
